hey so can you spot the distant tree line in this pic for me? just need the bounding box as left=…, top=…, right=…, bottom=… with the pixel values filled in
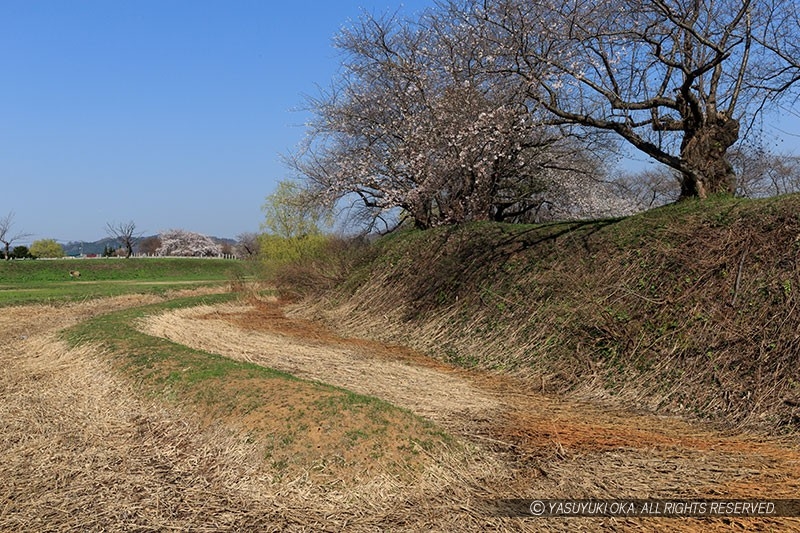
left=0, top=212, right=67, bottom=259
left=0, top=213, right=254, bottom=261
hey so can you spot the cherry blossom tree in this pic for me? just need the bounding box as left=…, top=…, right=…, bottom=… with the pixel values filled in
left=156, top=229, right=222, bottom=257
left=448, top=0, right=800, bottom=199
left=289, top=10, right=617, bottom=230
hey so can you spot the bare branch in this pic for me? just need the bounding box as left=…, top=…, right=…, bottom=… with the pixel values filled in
left=451, top=0, right=798, bottom=198
left=106, top=220, right=143, bottom=258
left=0, top=212, right=32, bottom=260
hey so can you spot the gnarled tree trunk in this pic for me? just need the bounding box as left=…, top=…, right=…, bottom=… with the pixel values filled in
left=679, top=115, right=740, bottom=199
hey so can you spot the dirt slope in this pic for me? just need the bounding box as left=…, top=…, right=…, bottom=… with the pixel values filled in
left=2, top=295, right=800, bottom=531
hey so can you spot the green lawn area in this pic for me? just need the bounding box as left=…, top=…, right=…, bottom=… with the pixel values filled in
left=0, top=257, right=251, bottom=305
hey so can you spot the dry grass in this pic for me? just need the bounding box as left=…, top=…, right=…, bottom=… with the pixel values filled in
left=290, top=198, right=800, bottom=436
left=3, top=284, right=800, bottom=530
left=1, top=299, right=527, bottom=531
left=137, top=301, right=501, bottom=427
left=135, top=298, right=800, bottom=531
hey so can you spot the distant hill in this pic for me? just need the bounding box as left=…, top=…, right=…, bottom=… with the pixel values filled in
left=62, top=237, right=119, bottom=256
left=63, top=235, right=236, bottom=256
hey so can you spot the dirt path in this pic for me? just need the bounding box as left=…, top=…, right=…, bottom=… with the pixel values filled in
left=2, top=295, right=800, bottom=531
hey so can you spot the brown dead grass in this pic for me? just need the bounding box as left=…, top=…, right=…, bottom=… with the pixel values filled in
left=285, top=199, right=800, bottom=436
left=137, top=301, right=501, bottom=427
left=1, top=297, right=519, bottom=531
left=135, top=297, right=800, bottom=531
left=3, top=291, right=800, bottom=531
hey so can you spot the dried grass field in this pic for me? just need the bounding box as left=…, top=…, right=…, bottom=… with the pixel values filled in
left=2, top=290, right=799, bottom=531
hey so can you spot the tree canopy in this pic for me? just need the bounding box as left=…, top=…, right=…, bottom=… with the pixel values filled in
left=29, top=239, right=65, bottom=259
left=287, top=0, right=800, bottom=230
left=290, top=10, right=627, bottom=230
left=156, top=229, right=222, bottom=257
left=261, top=180, right=331, bottom=238
left=444, top=0, right=800, bottom=198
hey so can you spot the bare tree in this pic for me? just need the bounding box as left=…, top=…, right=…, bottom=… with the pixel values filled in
left=235, top=232, right=261, bottom=259
left=0, top=212, right=31, bottom=261
left=754, top=2, right=800, bottom=92
left=136, top=235, right=162, bottom=256
left=450, top=0, right=800, bottom=199
left=611, top=166, right=682, bottom=210
left=610, top=140, right=800, bottom=204
left=106, top=220, right=142, bottom=258
left=731, top=146, right=800, bottom=198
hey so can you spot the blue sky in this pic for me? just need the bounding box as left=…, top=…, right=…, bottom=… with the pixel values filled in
left=3, top=1, right=799, bottom=245
left=1, top=0, right=433, bottom=243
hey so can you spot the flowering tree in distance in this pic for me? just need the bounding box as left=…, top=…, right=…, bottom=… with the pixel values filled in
left=156, top=229, right=222, bottom=257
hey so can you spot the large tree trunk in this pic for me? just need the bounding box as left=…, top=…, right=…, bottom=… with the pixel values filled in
left=679, top=115, right=740, bottom=199
left=412, top=197, right=433, bottom=229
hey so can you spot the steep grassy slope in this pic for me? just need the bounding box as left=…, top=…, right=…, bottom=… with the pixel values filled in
left=292, top=194, right=800, bottom=434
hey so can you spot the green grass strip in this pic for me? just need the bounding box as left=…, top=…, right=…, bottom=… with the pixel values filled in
left=62, top=294, right=441, bottom=432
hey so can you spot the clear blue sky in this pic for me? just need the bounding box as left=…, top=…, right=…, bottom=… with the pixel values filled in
left=1, top=0, right=433, bottom=244
left=3, top=1, right=799, bottom=245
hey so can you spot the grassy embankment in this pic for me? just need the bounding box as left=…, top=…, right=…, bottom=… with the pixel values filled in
left=282, top=193, right=800, bottom=435
left=0, top=257, right=243, bottom=305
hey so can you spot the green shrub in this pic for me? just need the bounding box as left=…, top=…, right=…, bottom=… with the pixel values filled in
left=29, top=239, right=65, bottom=258
left=259, top=233, right=330, bottom=270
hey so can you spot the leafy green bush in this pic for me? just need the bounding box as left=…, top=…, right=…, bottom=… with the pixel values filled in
left=11, top=245, right=33, bottom=259
left=29, top=239, right=65, bottom=258
left=259, top=234, right=330, bottom=272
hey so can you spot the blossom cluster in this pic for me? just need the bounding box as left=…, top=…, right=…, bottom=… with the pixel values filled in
left=156, top=229, right=222, bottom=257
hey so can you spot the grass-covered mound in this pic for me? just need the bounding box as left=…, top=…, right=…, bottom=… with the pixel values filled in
left=0, top=257, right=238, bottom=283
left=0, top=257, right=250, bottom=305
left=286, top=194, right=800, bottom=434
